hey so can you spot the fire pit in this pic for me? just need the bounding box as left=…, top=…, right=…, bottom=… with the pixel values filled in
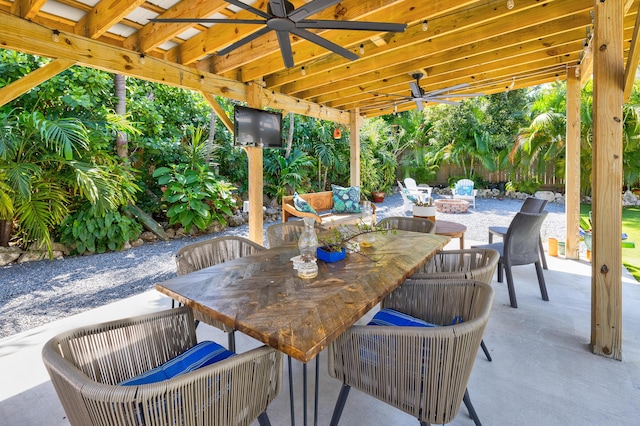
left=434, top=199, right=470, bottom=213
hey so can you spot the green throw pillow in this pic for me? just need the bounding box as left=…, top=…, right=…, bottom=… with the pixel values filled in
left=331, top=185, right=361, bottom=214
left=293, top=192, right=317, bottom=214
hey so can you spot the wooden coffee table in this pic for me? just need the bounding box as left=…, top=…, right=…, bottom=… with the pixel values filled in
left=434, top=220, right=467, bottom=249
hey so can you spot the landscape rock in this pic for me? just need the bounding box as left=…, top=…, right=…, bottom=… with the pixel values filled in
left=228, top=214, right=245, bottom=227
left=534, top=191, right=557, bottom=202
left=140, top=231, right=158, bottom=242
left=130, top=238, right=144, bottom=248
left=0, top=247, right=22, bottom=266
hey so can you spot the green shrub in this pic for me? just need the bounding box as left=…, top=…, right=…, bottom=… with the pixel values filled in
left=153, top=164, right=236, bottom=232
left=58, top=205, right=142, bottom=254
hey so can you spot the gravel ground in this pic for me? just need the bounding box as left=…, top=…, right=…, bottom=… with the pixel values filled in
left=0, top=192, right=567, bottom=338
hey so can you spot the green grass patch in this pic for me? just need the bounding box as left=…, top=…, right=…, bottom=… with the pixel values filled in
left=580, top=204, right=640, bottom=282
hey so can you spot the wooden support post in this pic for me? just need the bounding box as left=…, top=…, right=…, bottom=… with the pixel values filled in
left=246, top=81, right=264, bottom=245
left=565, top=70, right=581, bottom=260
left=349, top=109, right=361, bottom=187
left=591, top=0, right=623, bottom=360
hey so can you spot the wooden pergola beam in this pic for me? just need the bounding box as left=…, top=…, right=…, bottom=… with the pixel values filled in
left=0, top=12, right=350, bottom=124
left=201, top=92, right=233, bottom=133
left=624, top=2, right=640, bottom=101
left=0, top=58, right=76, bottom=106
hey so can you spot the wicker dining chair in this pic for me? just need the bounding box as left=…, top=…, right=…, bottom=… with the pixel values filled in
left=376, top=216, right=436, bottom=234
left=175, top=236, right=265, bottom=351
left=265, top=221, right=325, bottom=248
left=488, top=197, right=549, bottom=269
left=42, top=307, right=282, bottom=426
left=328, top=279, right=494, bottom=426
left=408, top=248, right=500, bottom=361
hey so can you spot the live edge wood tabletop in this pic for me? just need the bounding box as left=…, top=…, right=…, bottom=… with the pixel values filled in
left=156, top=231, right=450, bottom=363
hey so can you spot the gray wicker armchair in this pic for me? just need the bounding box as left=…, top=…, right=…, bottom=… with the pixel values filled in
left=409, top=248, right=499, bottom=362
left=265, top=221, right=325, bottom=248
left=376, top=216, right=436, bottom=234
left=328, top=280, right=494, bottom=426
left=175, top=236, right=265, bottom=351
left=42, top=307, right=282, bottom=426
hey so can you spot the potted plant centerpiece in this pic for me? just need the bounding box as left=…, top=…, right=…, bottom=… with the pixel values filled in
left=317, top=221, right=391, bottom=263
left=412, top=198, right=436, bottom=222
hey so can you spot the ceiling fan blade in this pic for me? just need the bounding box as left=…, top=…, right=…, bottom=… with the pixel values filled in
left=276, top=30, right=295, bottom=68
left=217, top=27, right=272, bottom=56
left=427, top=99, right=462, bottom=106
left=269, top=0, right=288, bottom=17
left=224, top=0, right=271, bottom=19
left=291, top=28, right=358, bottom=61
left=298, top=20, right=406, bottom=32
left=288, top=0, right=342, bottom=22
left=409, top=81, right=422, bottom=98
left=414, top=99, right=424, bottom=111
left=423, top=83, right=471, bottom=97
left=149, top=18, right=266, bottom=24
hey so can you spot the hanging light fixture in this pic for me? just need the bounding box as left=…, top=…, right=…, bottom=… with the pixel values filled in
left=52, top=30, right=60, bottom=42
left=506, top=0, right=515, bottom=10
left=359, top=44, right=365, bottom=55
left=422, top=20, right=429, bottom=31
left=139, top=53, right=146, bottom=64
left=301, top=66, right=306, bottom=76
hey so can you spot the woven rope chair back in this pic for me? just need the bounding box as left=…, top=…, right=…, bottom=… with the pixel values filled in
left=175, top=236, right=264, bottom=276
left=266, top=221, right=325, bottom=248
left=410, top=248, right=500, bottom=284
left=377, top=216, right=436, bottom=234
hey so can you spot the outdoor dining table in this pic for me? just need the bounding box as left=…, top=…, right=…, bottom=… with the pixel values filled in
left=156, top=230, right=450, bottom=426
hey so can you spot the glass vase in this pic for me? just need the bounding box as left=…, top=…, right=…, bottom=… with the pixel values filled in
left=297, top=217, right=318, bottom=278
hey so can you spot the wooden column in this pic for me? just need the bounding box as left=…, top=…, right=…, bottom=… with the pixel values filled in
left=246, top=81, right=264, bottom=245
left=591, top=0, right=623, bottom=359
left=349, top=109, right=361, bottom=187
left=565, top=70, right=581, bottom=260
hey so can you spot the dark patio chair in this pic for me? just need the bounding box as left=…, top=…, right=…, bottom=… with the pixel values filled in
left=175, top=236, right=265, bottom=351
left=488, top=197, right=549, bottom=269
left=473, top=211, right=549, bottom=308
left=328, top=279, right=494, bottom=426
left=376, top=216, right=436, bottom=233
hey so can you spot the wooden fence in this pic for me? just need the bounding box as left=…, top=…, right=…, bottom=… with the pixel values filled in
left=431, top=164, right=565, bottom=190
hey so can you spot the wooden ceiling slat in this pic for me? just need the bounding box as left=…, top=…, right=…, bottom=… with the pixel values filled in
left=279, top=0, right=592, bottom=99
left=74, top=0, right=147, bottom=39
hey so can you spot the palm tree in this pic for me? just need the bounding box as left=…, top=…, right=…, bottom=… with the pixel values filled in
left=0, top=109, right=137, bottom=255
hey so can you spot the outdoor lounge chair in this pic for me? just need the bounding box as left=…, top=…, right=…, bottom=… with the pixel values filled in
left=404, top=177, right=432, bottom=199
left=328, top=279, right=494, bottom=426
left=42, top=307, right=282, bottom=426
left=473, top=211, right=549, bottom=308
left=452, top=178, right=478, bottom=208
left=175, top=236, right=265, bottom=351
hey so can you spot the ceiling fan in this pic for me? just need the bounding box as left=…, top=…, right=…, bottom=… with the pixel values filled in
left=149, top=0, right=406, bottom=68
left=373, top=73, right=485, bottom=111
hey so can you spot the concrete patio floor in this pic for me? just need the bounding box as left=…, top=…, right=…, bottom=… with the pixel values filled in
left=1, top=242, right=640, bottom=425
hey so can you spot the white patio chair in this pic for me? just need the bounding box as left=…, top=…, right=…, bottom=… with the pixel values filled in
left=404, top=177, right=432, bottom=199
left=452, top=178, right=478, bottom=208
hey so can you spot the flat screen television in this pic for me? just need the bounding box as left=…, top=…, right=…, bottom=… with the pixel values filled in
left=234, top=105, right=283, bottom=148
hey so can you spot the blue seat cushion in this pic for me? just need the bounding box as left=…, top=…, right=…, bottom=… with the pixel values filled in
left=456, top=185, right=473, bottom=196
left=120, top=341, right=235, bottom=386
left=368, top=308, right=463, bottom=328
left=368, top=308, right=437, bottom=327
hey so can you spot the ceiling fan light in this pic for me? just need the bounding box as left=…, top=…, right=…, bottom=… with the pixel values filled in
left=506, top=0, right=515, bottom=10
